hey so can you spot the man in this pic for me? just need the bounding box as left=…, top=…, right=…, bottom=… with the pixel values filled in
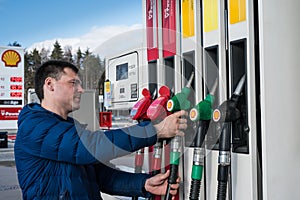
left=15, top=60, right=187, bottom=200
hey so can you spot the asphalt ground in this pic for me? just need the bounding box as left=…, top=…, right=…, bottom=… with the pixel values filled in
left=0, top=142, right=22, bottom=200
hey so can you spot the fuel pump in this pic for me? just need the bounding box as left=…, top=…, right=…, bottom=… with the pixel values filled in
left=212, top=75, right=246, bottom=200
left=130, top=88, right=155, bottom=200
left=146, top=85, right=172, bottom=200
left=164, top=72, right=195, bottom=200
left=188, top=79, right=218, bottom=200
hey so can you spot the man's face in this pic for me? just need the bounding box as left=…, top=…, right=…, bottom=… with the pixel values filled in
left=53, top=68, right=84, bottom=112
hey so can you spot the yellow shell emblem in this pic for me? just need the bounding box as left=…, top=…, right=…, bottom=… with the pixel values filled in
left=1, top=50, right=21, bottom=67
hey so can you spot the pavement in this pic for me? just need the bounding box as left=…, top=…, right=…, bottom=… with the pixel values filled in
left=0, top=142, right=22, bottom=200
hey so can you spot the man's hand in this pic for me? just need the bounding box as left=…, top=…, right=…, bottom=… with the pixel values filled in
left=153, top=110, right=188, bottom=138
left=144, top=170, right=180, bottom=198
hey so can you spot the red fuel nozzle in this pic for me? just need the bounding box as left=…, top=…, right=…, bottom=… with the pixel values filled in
left=147, top=85, right=171, bottom=121
left=130, top=88, right=153, bottom=121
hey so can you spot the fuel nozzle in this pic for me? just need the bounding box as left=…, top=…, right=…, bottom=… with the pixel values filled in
left=130, top=88, right=156, bottom=200
left=144, top=85, right=172, bottom=200
left=147, top=86, right=172, bottom=121
left=188, top=99, right=212, bottom=200
left=188, top=79, right=217, bottom=200
left=213, top=74, right=246, bottom=200
left=130, top=88, right=154, bottom=121
left=190, top=94, right=214, bottom=122
left=166, top=72, right=194, bottom=112
left=190, top=78, right=217, bottom=122
left=213, top=74, right=245, bottom=124
left=164, top=72, right=195, bottom=200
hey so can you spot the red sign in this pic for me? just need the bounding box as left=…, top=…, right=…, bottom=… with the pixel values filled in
left=146, top=0, right=159, bottom=61
left=99, top=112, right=112, bottom=129
left=162, top=0, right=176, bottom=58
left=0, top=107, right=22, bottom=120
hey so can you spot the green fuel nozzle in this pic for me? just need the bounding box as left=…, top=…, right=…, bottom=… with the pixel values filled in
left=166, top=72, right=194, bottom=112
left=189, top=77, right=217, bottom=122
left=189, top=94, right=214, bottom=122
left=188, top=79, right=218, bottom=200
left=164, top=72, right=195, bottom=200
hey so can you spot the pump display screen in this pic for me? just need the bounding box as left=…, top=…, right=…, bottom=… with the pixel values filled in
left=116, top=63, right=128, bottom=81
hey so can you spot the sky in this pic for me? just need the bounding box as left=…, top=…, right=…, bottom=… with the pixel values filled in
left=0, top=0, right=143, bottom=57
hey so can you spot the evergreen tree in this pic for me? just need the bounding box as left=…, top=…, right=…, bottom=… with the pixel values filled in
left=24, top=48, right=41, bottom=103
left=24, top=52, right=33, bottom=94
left=8, top=41, right=21, bottom=47
left=75, top=48, right=83, bottom=68
left=98, top=61, right=106, bottom=96
left=83, top=48, right=92, bottom=57
left=31, top=48, right=42, bottom=67
left=40, top=48, right=50, bottom=63
left=82, top=53, right=104, bottom=89
left=50, top=40, right=64, bottom=60
left=81, top=48, right=92, bottom=88
left=63, top=45, right=73, bottom=63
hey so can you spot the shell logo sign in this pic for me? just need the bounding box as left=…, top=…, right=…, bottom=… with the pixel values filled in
left=1, top=50, right=21, bottom=67
left=0, top=46, right=24, bottom=129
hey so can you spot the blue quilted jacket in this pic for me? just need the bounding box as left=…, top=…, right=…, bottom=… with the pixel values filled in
left=15, top=103, right=157, bottom=200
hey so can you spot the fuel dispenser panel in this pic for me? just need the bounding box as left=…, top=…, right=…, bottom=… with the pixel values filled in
left=203, top=46, right=221, bottom=151
left=230, top=39, right=249, bottom=154
left=203, top=43, right=249, bottom=154
left=107, top=52, right=139, bottom=105
left=182, top=51, right=197, bottom=148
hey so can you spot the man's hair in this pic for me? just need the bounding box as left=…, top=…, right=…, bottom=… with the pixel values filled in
left=35, top=60, right=79, bottom=101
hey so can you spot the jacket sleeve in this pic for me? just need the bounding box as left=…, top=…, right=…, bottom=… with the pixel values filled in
left=95, top=162, right=152, bottom=198
left=77, top=120, right=157, bottom=163
left=17, top=110, right=157, bottom=164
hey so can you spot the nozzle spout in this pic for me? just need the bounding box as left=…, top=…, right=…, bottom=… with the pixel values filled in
left=233, top=74, right=246, bottom=96
left=210, top=78, right=218, bottom=95
left=185, top=72, right=195, bottom=88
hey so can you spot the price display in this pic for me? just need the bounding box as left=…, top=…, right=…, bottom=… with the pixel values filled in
left=10, top=85, right=23, bottom=90
left=0, top=76, right=23, bottom=98
left=10, top=77, right=23, bottom=82
left=10, top=92, right=22, bottom=97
